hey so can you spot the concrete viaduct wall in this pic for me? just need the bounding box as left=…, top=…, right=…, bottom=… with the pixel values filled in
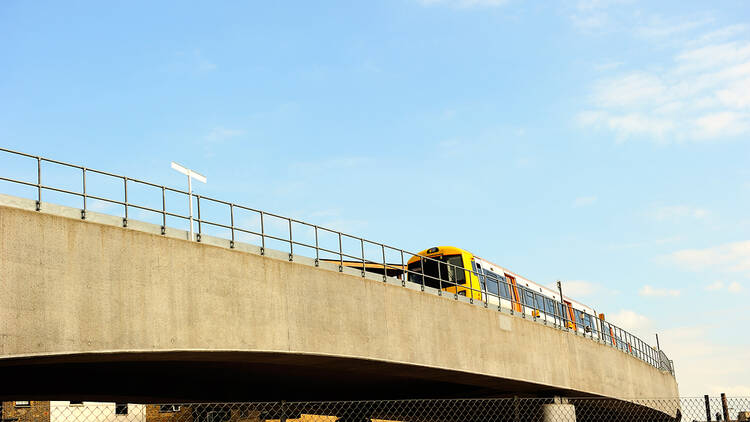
left=0, top=196, right=679, bottom=404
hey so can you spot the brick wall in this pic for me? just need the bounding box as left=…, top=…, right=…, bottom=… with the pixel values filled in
left=1, top=401, right=50, bottom=422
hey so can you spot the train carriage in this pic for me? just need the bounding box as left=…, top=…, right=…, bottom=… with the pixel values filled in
left=405, top=246, right=603, bottom=337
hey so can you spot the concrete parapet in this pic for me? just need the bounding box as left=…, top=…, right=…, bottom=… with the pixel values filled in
left=0, top=195, right=679, bottom=408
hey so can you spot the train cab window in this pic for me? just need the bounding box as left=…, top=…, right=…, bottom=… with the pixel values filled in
left=408, top=255, right=465, bottom=289
left=444, top=255, right=466, bottom=283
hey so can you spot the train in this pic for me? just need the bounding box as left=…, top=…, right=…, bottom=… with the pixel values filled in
left=404, top=246, right=638, bottom=354
left=330, top=245, right=646, bottom=357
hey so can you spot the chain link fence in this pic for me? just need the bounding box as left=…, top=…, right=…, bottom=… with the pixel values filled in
left=3, top=398, right=749, bottom=422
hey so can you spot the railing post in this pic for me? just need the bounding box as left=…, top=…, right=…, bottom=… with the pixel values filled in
left=436, top=257, right=442, bottom=295
left=229, top=203, right=235, bottom=248
left=259, top=211, right=265, bottom=255
left=122, top=176, right=128, bottom=227
left=196, top=195, right=202, bottom=242
left=381, top=244, right=387, bottom=282
left=314, top=226, right=319, bottom=267
left=161, top=186, right=166, bottom=235
left=420, top=257, right=425, bottom=292
left=400, top=250, right=405, bottom=286
left=81, top=168, right=87, bottom=219
left=36, top=156, right=41, bottom=211
left=338, top=232, right=343, bottom=272
left=360, top=238, right=365, bottom=277
left=288, top=218, right=293, bottom=261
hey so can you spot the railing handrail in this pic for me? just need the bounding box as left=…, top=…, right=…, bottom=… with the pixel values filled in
left=0, top=146, right=674, bottom=376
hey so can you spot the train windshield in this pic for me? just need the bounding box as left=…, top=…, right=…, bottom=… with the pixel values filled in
left=407, top=255, right=466, bottom=289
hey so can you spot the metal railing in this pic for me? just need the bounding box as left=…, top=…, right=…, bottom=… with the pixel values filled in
left=7, top=396, right=750, bottom=422
left=0, top=147, right=673, bottom=376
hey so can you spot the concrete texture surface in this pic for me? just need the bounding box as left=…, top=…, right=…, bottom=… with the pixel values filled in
left=0, top=196, right=679, bottom=407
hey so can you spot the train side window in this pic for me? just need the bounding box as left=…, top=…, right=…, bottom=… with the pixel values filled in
left=545, top=298, right=556, bottom=314
left=524, top=290, right=535, bottom=306
left=485, top=274, right=499, bottom=295
left=584, top=313, right=593, bottom=329
left=535, top=294, right=545, bottom=311
left=575, top=311, right=584, bottom=326
left=498, top=276, right=511, bottom=299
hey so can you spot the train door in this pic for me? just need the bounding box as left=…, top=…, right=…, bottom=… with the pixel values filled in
left=563, top=301, right=577, bottom=330
left=504, top=274, right=523, bottom=312
left=472, top=260, right=487, bottom=303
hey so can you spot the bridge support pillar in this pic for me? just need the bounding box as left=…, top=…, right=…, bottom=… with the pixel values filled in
left=541, top=397, right=576, bottom=422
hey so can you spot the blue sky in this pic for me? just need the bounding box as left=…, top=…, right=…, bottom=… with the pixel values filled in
left=2, top=0, right=749, bottom=397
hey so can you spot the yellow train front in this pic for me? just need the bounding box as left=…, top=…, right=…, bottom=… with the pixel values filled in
left=405, top=246, right=483, bottom=301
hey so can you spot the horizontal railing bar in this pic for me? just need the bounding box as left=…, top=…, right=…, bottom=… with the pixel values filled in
left=0, top=176, right=37, bottom=187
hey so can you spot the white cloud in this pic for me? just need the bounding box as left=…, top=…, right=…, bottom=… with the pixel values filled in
left=594, top=61, right=624, bottom=71
left=608, top=309, right=653, bottom=337
left=658, top=325, right=750, bottom=396
left=578, top=26, right=750, bottom=142
left=635, top=16, right=713, bottom=40
left=691, top=24, right=748, bottom=46
left=705, top=281, right=724, bottom=291
left=649, top=205, right=709, bottom=221
left=705, top=280, right=745, bottom=293
left=664, top=240, right=750, bottom=275
left=205, top=127, right=246, bottom=143
left=639, top=285, right=681, bottom=297
left=568, top=0, right=634, bottom=32
left=546, top=280, right=615, bottom=299
left=573, top=196, right=597, bottom=207
left=417, top=0, right=509, bottom=7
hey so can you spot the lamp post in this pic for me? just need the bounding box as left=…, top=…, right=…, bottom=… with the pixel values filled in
left=171, top=161, right=207, bottom=241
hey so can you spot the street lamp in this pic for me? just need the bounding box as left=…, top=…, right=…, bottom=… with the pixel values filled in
left=171, top=161, right=207, bottom=241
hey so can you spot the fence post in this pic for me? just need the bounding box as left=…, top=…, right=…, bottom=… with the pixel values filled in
left=722, top=393, right=730, bottom=422
left=705, top=395, right=712, bottom=422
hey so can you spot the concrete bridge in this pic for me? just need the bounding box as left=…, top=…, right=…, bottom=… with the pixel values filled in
left=0, top=194, right=678, bottom=409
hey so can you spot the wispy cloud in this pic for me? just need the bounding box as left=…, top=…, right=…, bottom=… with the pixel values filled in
left=546, top=280, right=618, bottom=299
left=171, top=49, right=218, bottom=74
left=577, top=24, right=750, bottom=142
left=648, top=205, right=709, bottom=221
left=594, top=61, right=624, bottom=71
left=639, top=285, right=680, bottom=297
left=608, top=309, right=653, bottom=337
left=417, top=0, right=509, bottom=7
left=705, top=281, right=724, bottom=291
left=659, top=324, right=750, bottom=396
left=573, top=196, right=597, bottom=207
left=568, top=0, right=634, bottom=32
left=205, top=127, right=246, bottom=143
left=635, top=16, right=713, bottom=40
left=663, top=240, right=750, bottom=275
left=728, top=281, right=744, bottom=293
